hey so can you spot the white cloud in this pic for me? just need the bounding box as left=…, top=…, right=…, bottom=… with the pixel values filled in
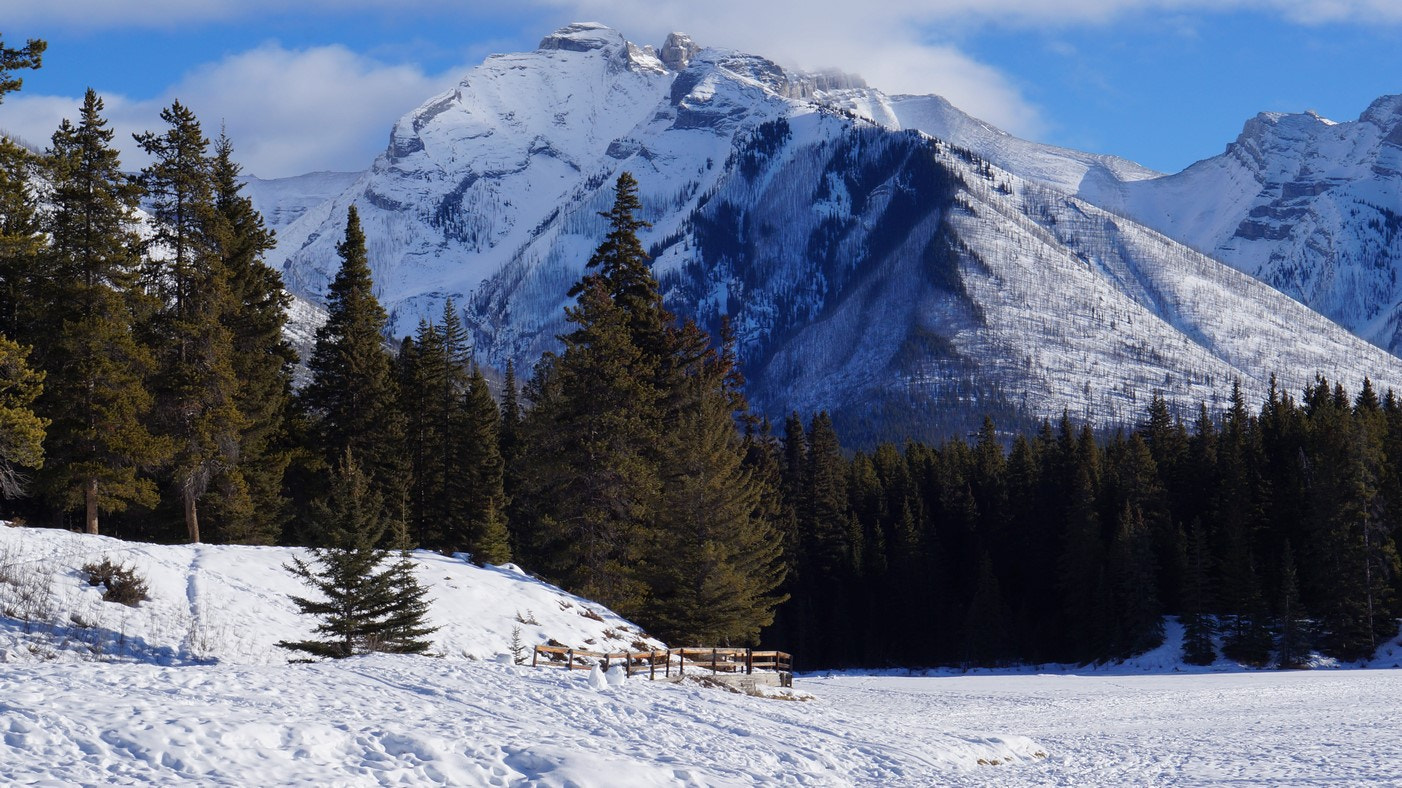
left=1, top=44, right=467, bottom=178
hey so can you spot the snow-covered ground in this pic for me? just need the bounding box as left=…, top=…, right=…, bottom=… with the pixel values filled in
left=1, top=524, right=1400, bottom=785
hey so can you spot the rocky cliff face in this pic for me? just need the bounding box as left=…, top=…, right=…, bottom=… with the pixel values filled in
left=264, top=24, right=1402, bottom=441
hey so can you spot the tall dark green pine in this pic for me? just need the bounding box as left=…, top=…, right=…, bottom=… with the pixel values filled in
left=963, top=552, right=1008, bottom=666
left=1276, top=541, right=1311, bottom=669
left=40, top=90, right=170, bottom=535
left=300, top=206, right=408, bottom=524
left=516, top=275, right=659, bottom=615
left=208, top=132, right=296, bottom=543
left=400, top=318, right=450, bottom=547
left=136, top=102, right=244, bottom=543
left=461, top=365, right=511, bottom=565
left=1057, top=424, right=1107, bottom=662
left=1180, top=521, right=1217, bottom=665
left=642, top=330, right=786, bottom=646
left=1107, top=503, right=1164, bottom=659
left=0, top=132, right=44, bottom=345
left=278, top=450, right=436, bottom=658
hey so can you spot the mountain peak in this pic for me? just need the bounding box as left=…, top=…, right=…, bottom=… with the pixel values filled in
left=659, top=32, right=700, bottom=70
left=538, top=22, right=626, bottom=53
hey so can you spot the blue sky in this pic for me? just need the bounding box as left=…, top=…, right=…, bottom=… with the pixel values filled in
left=2, top=1, right=1400, bottom=178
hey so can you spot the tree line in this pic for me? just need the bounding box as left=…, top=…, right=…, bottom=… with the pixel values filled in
left=763, top=381, right=1402, bottom=669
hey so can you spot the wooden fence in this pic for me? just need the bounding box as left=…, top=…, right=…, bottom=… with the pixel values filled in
left=532, top=645, right=793, bottom=687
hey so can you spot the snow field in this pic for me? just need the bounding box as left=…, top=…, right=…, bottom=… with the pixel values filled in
left=0, top=653, right=1044, bottom=785
left=4, top=525, right=1401, bottom=785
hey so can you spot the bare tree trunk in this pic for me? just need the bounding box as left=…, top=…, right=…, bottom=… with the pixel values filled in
left=84, top=477, right=99, bottom=535
left=184, top=489, right=200, bottom=544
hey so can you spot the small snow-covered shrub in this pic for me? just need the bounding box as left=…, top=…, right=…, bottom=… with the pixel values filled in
left=81, top=558, right=149, bottom=606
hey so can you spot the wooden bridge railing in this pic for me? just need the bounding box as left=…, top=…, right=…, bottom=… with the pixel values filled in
left=532, top=645, right=793, bottom=686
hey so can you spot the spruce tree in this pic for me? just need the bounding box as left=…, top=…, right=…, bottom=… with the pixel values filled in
left=1276, top=541, right=1311, bottom=669
left=0, top=335, right=46, bottom=499
left=279, top=450, right=436, bottom=658
left=0, top=135, right=44, bottom=345
left=461, top=365, right=511, bottom=564
left=516, top=274, right=658, bottom=614
left=1180, top=521, right=1216, bottom=665
left=1107, top=503, right=1164, bottom=659
left=0, top=35, right=44, bottom=99
left=963, top=552, right=1008, bottom=666
left=137, top=101, right=244, bottom=543
left=40, top=90, right=170, bottom=534
left=209, top=132, right=295, bottom=543
left=300, top=206, right=408, bottom=522
left=641, top=337, right=786, bottom=646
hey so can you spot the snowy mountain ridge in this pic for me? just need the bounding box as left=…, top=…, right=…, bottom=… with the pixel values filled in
left=257, top=23, right=1402, bottom=440
left=1097, top=95, right=1402, bottom=353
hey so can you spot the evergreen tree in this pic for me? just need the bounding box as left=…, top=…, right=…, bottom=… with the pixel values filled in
left=136, top=102, right=244, bottom=543
left=0, top=335, right=46, bottom=499
left=461, top=365, right=511, bottom=564
left=300, top=206, right=408, bottom=520
left=39, top=90, right=170, bottom=534
left=0, top=35, right=44, bottom=99
left=209, top=132, right=295, bottom=543
left=1107, top=503, right=1164, bottom=659
left=1276, top=541, right=1311, bottom=669
left=1180, top=521, right=1217, bottom=665
left=963, top=552, right=1008, bottom=666
left=516, top=274, right=658, bottom=614
left=278, top=450, right=436, bottom=658
left=0, top=135, right=44, bottom=345
left=642, top=331, right=786, bottom=646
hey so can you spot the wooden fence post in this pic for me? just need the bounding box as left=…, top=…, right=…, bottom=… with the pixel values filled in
left=746, top=648, right=753, bottom=675
left=711, top=648, right=718, bottom=675
left=567, top=648, right=573, bottom=670
left=650, top=652, right=656, bottom=681
left=666, top=649, right=672, bottom=678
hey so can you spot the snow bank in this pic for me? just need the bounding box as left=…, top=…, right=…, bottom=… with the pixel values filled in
left=0, top=525, right=657, bottom=665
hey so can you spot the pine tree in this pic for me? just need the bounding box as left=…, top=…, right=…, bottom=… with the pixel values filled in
left=0, top=35, right=44, bottom=99
left=641, top=332, right=786, bottom=646
left=461, top=365, right=511, bottom=564
left=300, top=206, right=408, bottom=521
left=40, top=90, right=170, bottom=534
left=516, top=274, right=659, bottom=614
left=278, top=450, right=436, bottom=658
left=1107, top=503, right=1164, bottom=659
left=963, top=552, right=1007, bottom=666
left=0, top=335, right=46, bottom=499
left=0, top=134, right=45, bottom=345
left=1276, top=541, right=1311, bottom=669
left=209, top=132, right=295, bottom=543
left=136, top=101, right=244, bottom=543
left=1180, top=521, right=1216, bottom=665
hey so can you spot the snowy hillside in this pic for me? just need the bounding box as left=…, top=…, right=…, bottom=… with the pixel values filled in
left=266, top=23, right=1402, bottom=440
left=1102, top=96, right=1402, bottom=353
left=0, top=525, right=655, bottom=664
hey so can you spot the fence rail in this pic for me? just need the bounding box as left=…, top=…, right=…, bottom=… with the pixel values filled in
left=532, top=645, right=793, bottom=687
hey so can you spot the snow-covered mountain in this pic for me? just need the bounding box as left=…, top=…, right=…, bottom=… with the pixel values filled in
left=243, top=171, right=362, bottom=232
left=1095, top=97, right=1402, bottom=355
left=267, top=23, right=1402, bottom=439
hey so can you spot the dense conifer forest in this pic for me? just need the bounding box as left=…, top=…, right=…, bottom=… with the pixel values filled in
left=2, top=37, right=1399, bottom=668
